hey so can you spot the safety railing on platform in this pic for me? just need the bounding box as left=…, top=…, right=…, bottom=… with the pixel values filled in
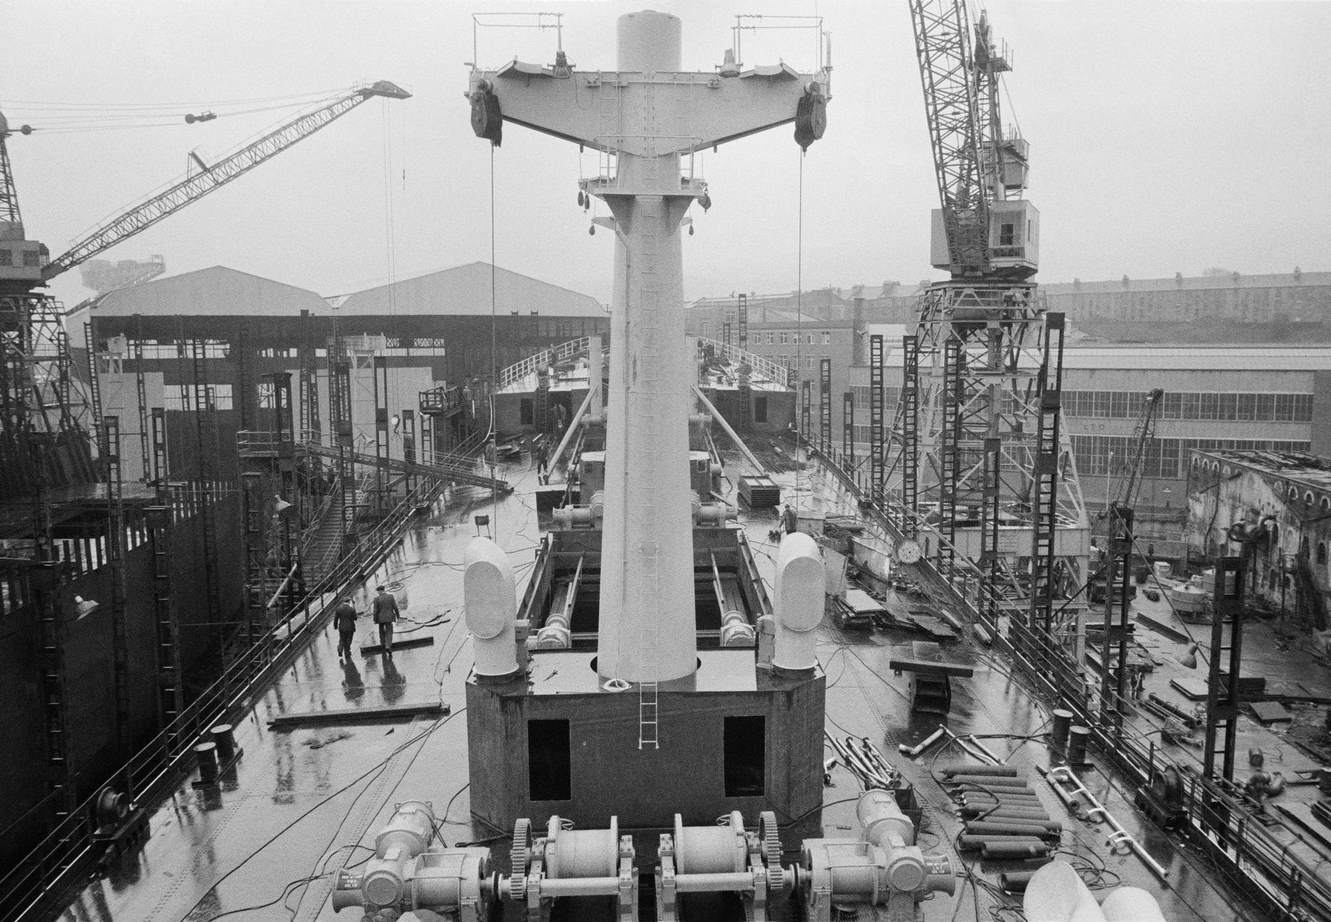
left=798, top=432, right=1331, bottom=922
left=419, top=383, right=464, bottom=415
left=697, top=336, right=795, bottom=389
left=497, top=336, right=592, bottom=390
left=0, top=475, right=449, bottom=922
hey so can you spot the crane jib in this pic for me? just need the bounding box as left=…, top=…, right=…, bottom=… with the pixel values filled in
left=38, top=81, right=411, bottom=282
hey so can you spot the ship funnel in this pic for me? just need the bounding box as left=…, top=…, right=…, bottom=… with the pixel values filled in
left=772, top=532, right=822, bottom=673
left=464, top=537, right=520, bottom=680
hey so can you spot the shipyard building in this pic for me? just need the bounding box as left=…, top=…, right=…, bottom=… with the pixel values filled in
left=689, top=271, right=1331, bottom=558
left=87, top=261, right=609, bottom=483
left=0, top=259, right=606, bottom=871
left=1186, top=449, right=1331, bottom=630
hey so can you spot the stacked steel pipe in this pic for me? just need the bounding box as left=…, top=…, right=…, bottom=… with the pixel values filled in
left=942, top=764, right=1061, bottom=863
left=828, top=736, right=901, bottom=790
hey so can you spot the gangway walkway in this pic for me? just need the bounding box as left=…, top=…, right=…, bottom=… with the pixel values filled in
left=237, top=430, right=511, bottom=493
left=298, top=440, right=510, bottom=493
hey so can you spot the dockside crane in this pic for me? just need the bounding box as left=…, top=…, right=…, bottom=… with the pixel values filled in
left=902, top=2, right=1088, bottom=637
left=1108, top=388, right=1165, bottom=518
left=0, top=82, right=409, bottom=830
left=0, top=80, right=410, bottom=493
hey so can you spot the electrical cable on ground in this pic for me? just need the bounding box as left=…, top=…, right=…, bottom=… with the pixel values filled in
left=185, top=712, right=459, bottom=922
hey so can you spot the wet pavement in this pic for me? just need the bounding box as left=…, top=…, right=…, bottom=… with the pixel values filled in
left=53, top=447, right=1330, bottom=922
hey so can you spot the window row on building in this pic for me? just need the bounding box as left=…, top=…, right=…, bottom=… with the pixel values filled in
left=163, top=383, right=235, bottom=411
left=1047, top=284, right=1331, bottom=322
left=1071, top=434, right=1310, bottom=479
left=1064, top=390, right=1313, bottom=422
left=698, top=322, right=833, bottom=346
left=131, top=341, right=230, bottom=361
left=851, top=385, right=903, bottom=408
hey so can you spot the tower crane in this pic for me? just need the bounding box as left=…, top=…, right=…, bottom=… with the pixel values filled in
left=1108, top=388, right=1165, bottom=516
left=1088, top=388, right=1164, bottom=607
left=902, top=2, right=1088, bottom=637
left=0, top=81, right=410, bottom=493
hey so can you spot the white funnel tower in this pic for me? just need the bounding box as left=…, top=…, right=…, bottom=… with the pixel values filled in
left=467, top=8, right=829, bottom=684
left=595, top=10, right=697, bottom=683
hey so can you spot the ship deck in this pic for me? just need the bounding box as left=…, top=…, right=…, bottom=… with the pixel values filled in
left=50, top=448, right=1326, bottom=922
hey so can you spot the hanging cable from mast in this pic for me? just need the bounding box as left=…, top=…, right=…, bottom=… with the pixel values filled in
left=794, top=149, right=805, bottom=517
left=488, top=145, right=500, bottom=532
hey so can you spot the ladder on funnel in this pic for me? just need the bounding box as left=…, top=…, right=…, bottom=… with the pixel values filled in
left=638, top=680, right=659, bottom=750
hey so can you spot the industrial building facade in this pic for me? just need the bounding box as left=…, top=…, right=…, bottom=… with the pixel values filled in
left=1185, top=449, right=1331, bottom=630
left=837, top=343, right=1331, bottom=556
left=87, top=262, right=609, bottom=484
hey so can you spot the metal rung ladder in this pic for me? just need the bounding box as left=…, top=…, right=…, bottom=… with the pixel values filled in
left=638, top=681, right=659, bottom=750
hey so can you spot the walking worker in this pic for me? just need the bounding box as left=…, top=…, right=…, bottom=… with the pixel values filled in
left=333, top=596, right=358, bottom=660
left=783, top=503, right=799, bottom=535
left=372, top=585, right=401, bottom=656
left=535, top=441, right=549, bottom=483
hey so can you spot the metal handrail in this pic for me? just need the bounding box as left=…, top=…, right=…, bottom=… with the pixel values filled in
left=497, top=336, right=592, bottom=389
left=697, top=336, right=796, bottom=389
left=0, top=476, right=447, bottom=921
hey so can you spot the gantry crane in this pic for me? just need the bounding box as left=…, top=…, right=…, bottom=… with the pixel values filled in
left=0, top=80, right=410, bottom=494
left=900, top=2, right=1087, bottom=638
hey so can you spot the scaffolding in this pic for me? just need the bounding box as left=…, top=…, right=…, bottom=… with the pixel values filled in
left=899, top=285, right=1087, bottom=631
left=869, top=333, right=884, bottom=504
left=818, top=357, right=831, bottom=455
left=842, top=390, right=854, bottom=465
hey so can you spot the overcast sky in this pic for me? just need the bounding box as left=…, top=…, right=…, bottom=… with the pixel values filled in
left=3, top=1, right=1328, bottom=309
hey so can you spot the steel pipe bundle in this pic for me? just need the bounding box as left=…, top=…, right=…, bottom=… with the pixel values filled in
left=944, top=763, right=1062, bottom=863
left=829, top=736, right=901, bottom=790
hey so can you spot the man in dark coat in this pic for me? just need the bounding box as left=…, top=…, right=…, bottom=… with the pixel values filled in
left=333, top=596, right=358, bottom=660
left=372, top=585, right=401, bottom=656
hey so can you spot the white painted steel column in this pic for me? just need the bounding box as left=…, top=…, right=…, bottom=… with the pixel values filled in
left=596, top=11, right=696, bottom=682
left=467, top=8, right=830, bottom=683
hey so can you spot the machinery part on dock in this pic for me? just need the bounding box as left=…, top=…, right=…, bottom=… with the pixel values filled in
left=514, top=815, right=638, bottom=922
left=772, top=532, right=823, bottom=673
left=1047, top=766, right=1168, bottom=881
left=509, top=818, right=532, bottom=901
left=656, top=810, right=788, bottom=921
left=999, top=868, right=1039, bottom=891
left=465, top=537, right=520, bottom=680
left=957, top=834, right=1048, bottom=852
left=963, top=820, right=1060, bottom=840
left=897, top=725, right=946, bottom=757
left=939, top=725, right=1001, bottom=765
left=693, top=500, right=733, bottom=526
left=1050, top=708, right=1074, bottom=754
left=535, top=554, right=583, bottom=650
left=193, top=741, right=219, bottom=786
left=1066, top=725, right=1091, bottom=767
left=332, top=802, right=496, bottom=920
left=1024, top=860, right=1166, bottom=921
left=941, top=764, right=1020, bottom=778
left=335, top=801, right=964, bottom=921
left=981, top=841, right=1052, bottom=859
left=945, top=774, right=1034, bottom=790
left=800, top=790, right=955, bottom=921
left=719, top=608, right=756, bottom=646
left=552, top=489, right=606, bottom=530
